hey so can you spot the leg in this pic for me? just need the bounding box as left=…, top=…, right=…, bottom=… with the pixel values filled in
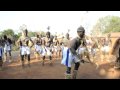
left=28, top=54, right=30, bottom=67
left=47, top=48, right=52, bottom=65
left=41, top=47, right=46, bottom=66
left=8, top=50, right=12, bottom=62
left=52, top=50, right=55, bottom=59
left=72, top=62, right=80, bottom=79
left=100, top=47, right=105, bottom=61
left=4, top=52, right=7, bottom=62
left=114, top=57, right=120, bottom=69
left=0, top=56, right=3, bottom=70
left=92, top=49, right=96, bottom=61
left=49, top=55, right=52, bottom=65
left=21, top=55, right=25, bottom=68
left=106, top=46, right=110, bottom=62
left=39, top=53, right=41, bottom=60
left=58, top=50, right=61, bottom=58
left=24, top=54, right=27, bottom=60
left=53, top=50, right=57, bottom=60
left=106, top=53, right=110, bottom=62
left=42, top=56, right=45, bottom=66
left=56, top=51, right=57, bottom=59
left=101, top=51, right=105, bottom=62
left=35, top=52, right=39, bottom=60
left=0, top=61, right=3, bottom=70
left=65, top=67, right=71, bottom=79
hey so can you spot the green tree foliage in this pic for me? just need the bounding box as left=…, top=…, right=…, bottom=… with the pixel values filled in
left=0, top=29, right=20, bottom=44
left=91, top=15, right=120, bottom=36
left=40, top=31, right=46, bottom=37
left=28, top=31, right=36, bottom=37
left=13, top=34, right=19, bottom=41
left=1, top=29, right=15, bottom=43
left=17, top=32, right=22, bottom=38
left=2, top=29, right=14, bottom=37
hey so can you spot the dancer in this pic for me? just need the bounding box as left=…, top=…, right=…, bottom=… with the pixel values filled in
left=16, top=29, right=34, bottom=68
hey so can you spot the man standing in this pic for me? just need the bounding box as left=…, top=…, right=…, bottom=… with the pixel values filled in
left=100, top=33, right=112, bottom=62
left=16, top=29, right=34, bottom=68
left=52, top=35, right=60, bottom=59
left=34, top=34, right=43, bottom=60
left=3, top=35, right=12, bottom=63
left=41, top=31, right=53, bottom=66
left=61, top=26, right=89, bottom=79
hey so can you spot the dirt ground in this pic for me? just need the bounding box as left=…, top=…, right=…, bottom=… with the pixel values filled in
left=0, top=50, right=120, bottom=79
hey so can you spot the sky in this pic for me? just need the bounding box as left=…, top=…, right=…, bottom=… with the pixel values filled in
left=0, top=11, right=120, bottom=37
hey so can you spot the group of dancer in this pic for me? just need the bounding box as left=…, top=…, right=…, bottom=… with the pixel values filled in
left=0, top=35, right=12, bottom=70
left=0, top=25, right=120, bottom=79
left=0, top=27, right=63, bottom=70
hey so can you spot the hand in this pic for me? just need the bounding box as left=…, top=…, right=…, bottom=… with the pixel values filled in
left=81, top=59, right=85, bottom=63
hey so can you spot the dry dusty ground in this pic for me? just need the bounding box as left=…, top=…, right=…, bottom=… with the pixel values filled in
left=0, top=50, right=120, bottom=79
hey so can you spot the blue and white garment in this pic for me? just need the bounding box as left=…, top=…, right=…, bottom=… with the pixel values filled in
left=0, top=47, right=3, bottom=58
left=61, top=47, right=80, bottom=67
left=60, top=44, right=64, bottom=51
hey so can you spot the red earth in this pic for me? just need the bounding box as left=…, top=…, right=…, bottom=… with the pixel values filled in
left=0, top=51, right=120, bottom=79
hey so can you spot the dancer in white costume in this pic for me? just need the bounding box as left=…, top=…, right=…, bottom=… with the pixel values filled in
left=3, top=35, right=12, bottom=63
left=52, top=35, right=60, bottom=59
left=41, top=31, right=53, bottom=66
left=16, top=29, right=34, bottom=68
left=100, top=34, right=112, bottom=62
left=90, top=37, right=98, bottom=60
left=34, top=34, right=43, bottom=60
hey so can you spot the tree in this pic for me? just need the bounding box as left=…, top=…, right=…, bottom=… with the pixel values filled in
left=0, top=31, right=3, bottom=37
left=13, top=34, right=19, bottom=40
left=2, top=29, right=14, bottom=37
left=40, top=31, right=46, bottom=37
left=1, top=29, right=15, bottom=44
left=28, top=31, right=36, bottom=37
left=17, top=32, right=22, bottom=37
left=91, top=15, right=120, bottom=36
